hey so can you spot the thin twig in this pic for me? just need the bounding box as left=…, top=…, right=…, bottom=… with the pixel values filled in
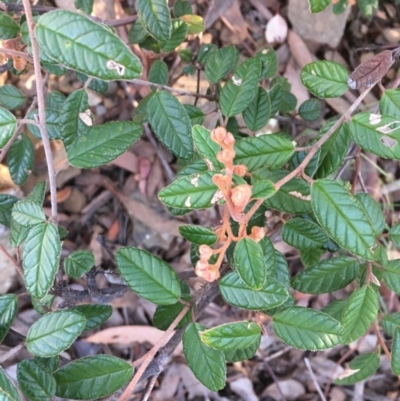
left=0, top=48, right=32, bottom=61
left=264, top=360, right=286, bottom=401
left=304, top=358, right=327, bottom=401
left=118, top=306, right=190, bottom=401
left=140, top=375, right=158, bottom=401
left=0, top=245, right=23, bottom=277
left=0, top=342, right=25, bottom=364
left=130, top=78, right=215, bottom=100
left=241, top=86, right=376, bottom=225
left=373, top=322, right=391, bottom=360
left=351, top=146, right=361, bottom=194
left=22, top=0, right=58, bottom=223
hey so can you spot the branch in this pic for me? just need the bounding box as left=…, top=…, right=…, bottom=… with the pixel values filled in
left=241, top=85, right=376, bottom=224
left=0, top=342, right=25, bottom=364
left=22, top=0, right=58, bottom=223
left=0, top=246, right=23, bottom=278
left=0, top=48, right=32, bottom=61
left=130, top=78, right=216, bottom=100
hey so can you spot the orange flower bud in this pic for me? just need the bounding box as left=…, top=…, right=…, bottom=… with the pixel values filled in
left=232, top=165, right=248, bottom=177
left=222, top=132, right=235, bottom=148
left=211, top=127, right=227, bottom=144
left=231, top=184, right=252, bottom=213
left=217, top=149, right=236, bottom=164
left=195, top=261, right=220, bottom=282
left=249, top=226, right=266, bottom=242
left=212, top=174, right=227, bottom=188
left=199, top=244, right=213, bottom=260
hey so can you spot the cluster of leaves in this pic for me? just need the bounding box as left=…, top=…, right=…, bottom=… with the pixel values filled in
left=0, top=1, right=400, bottom=399
left=308, top=0, right=379, bottom=17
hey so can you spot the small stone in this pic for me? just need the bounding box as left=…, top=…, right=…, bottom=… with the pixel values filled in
left=329, top=387, right=346, bottom=401
left=382, top=28, right=400, bottom=44
left=263, top=379, right=305, bottom=401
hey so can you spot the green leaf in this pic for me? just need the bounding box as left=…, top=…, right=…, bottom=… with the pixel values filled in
left=64, top=250, right=94, bottom=279
left=243, top=87, right=271, bottom=132
left=280, top=91, right=297, bottom=113
left=383, top=259, right=400, bottom=294
left=54, top=355, right=133, bottom=399
left=269, top=84, right=283, bottom=117
left=160, top=19, right=188, bottom=52
left=116, top=247, right=181, bottom=305
left=201, top=321, right=261, bottom=351
left=7, top=133, right=34, bottom=186
left=291, top=257, right=360, bottom=294
left=333, top=0, right=348, bottom=13
left=301, top=61, right=348, bottom=98
left=192, top=125, right=223, bottom=170
left=0, top=366, right=20, bottom=401
left=256, top=46, right=278, bottom=79
left=132, top=91, right=154, bottom=124
left=128, top=19, right=148, bottom=44
left=224, top=338, right=260, bottom=362
left=32, top=294, right=55, bottom=316
left=183, top=323, right=226, bottom=391
left=0, top=294, right=17, bottom=343
left=27, top=108, right=62, bottom=140
left=75, top=0, right=94, bottom=14
left=180, top=14, right=204, bottom=35
left=254, top=169, right=312, bottom=214
left=234, top=134, right=294, bottom=172
left=0, top=13, right=19, bottom=39
left=220, top=272, right=288, bottom=310
left=234, top=238, right=266, bottom=290
left=198, top=43, right=217, bottom=65
left=159, top=171, right=220, bottom=210
left=12, top=200, right=46, bottom=227
left=335, top=353, right=380, bottom=385
left=251, top=180, right=276, bottom=199
left=355, top=192, right=385, bottom=236
left=392, top=328, right=400, bottom=375
left=268, top=248, right=290, bottom=287
left=341, top=286, right=378, bottom=344
left=27, top=181, right=46, bottom=205
left=315, top=122, right=350, bottom=178
left=0, top=194, right=19, bottom=227
left=390, top=224, right=400, bottom=247
left=184, top=104, right=204, bottom=125
left=219, top=57, right=261, bottom=117
left=67, top=121, right=142, bottom=168
left=380, top=89, right=400, bottom=119
left=311, top=179, right=375, bottom=260
left=179, top=225, right=217, bottom=245
left=72, top=304, right=112, bottom=330
left=308, top=0, right=331, bottom=13
left=382, top=313, right=400, bottom=337
left=148, top=90, right=193, bottom=159
left=153, top=298, right=192, bottom=331
left=282, top=217, right=328, bottom=250
left=321, top=299, right=347, bottom=322
left=0, top=85, right=25, bottom=109
left=17, top=359, right=56, bottom=401
left=0, top=107, right=17, bottom=147
left=205, top=45, right=239, bottom=84
left=137, top=0, right=171, bottom=41
left=348, top=112, right=400, bottom=160
left=22, top=222, right=61, bottom=299
left=33, top=356, right=59, bottom=374
left=299, top=99, right=321, bottom=121
left=42, top=62, right=67, bottom=76
left=174, top=0, right=192, bottom=17
left=59, top=89, right=90, bottom=148
left=26, top=310, right=86, bottom=357
left=357, top=0, right=378, bottom=16
left=272, top=306, right=344, bottom=350
left=9, top=219, right=29, bottom=247
left=148, top=60, right=168, bottom=85
left=46, top=91, right=66, bottom=111
left=35, top=10, right=142, bottom=80
left=300, top=247, right=324, bottom=267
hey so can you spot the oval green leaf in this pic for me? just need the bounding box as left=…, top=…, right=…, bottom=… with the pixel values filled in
left=178, top=225, right=217, bottom=245
left=200, top=321, right=261, bottom=351
left=26, top=310, right=86, bottom=357
left=116, top=247, right=181, bottom=305
left=7, top=133, right=34, bottom=186
left=301, top=61, right=348, bottom=98
left=148, top=90, right=193, bottom=159
left=0, top=85, right=25, bottom=109
left=54, top=355, right=133, bottom=399
left=12, top=200, right=46, bottom=227
left=335, top=353, right=380, bottom=385
left=35, top=10, right=142, bottom=80
left=22, top=222, right=61, bottom=299
left=311, top=179, right=375, bottom=260
left=243, top=87, right=271, bottom=132
left=67, top=121, right=143, bottom=168
left=272, top=306, right=344, bottom=350
left=392, top=328, right=400, bottom=375
left=137, top=0, right=171, bottom=41
left=183, top=323, right=226, bottom=391
left=0, top=294, right=17, bottom=343
left=64, top=250, right=94, bottom=279
left=72, top=304, right=112, bottom=330
left=0, top=366, right=20, bottom=401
